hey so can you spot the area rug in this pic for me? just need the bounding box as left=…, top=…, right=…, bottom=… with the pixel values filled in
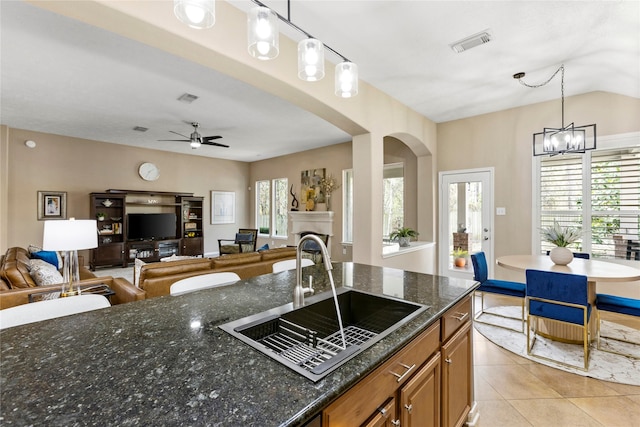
left=93, top=266, right=134, bottom=284
left=473, top=305, right=640, bottom=386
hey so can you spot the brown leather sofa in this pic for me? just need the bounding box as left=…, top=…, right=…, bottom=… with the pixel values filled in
left=138, top=246, right=297, bottom=298
left=0, top=247, right=145, bottom=309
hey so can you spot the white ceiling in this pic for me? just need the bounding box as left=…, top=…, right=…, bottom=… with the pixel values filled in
left=2, top=1, right=639, bottom=162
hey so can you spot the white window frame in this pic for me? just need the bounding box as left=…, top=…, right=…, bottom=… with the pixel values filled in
left=342, top=168, right=353, bottom=244
left=272, top=177, right=288, bottom=238
left=256, top=180, right=270, bottom=236
left=532, top=132, right=640, bottom=257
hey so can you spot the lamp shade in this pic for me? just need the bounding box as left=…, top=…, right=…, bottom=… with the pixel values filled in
left=174, top=0, right=215, bottom=29
left=298, top=38, right=325, bottom=81
left=43, top=219, right=98, bottom=251
left=335, top=61, right=358, bottom=98
left=248, top=6, right=279, bottom=60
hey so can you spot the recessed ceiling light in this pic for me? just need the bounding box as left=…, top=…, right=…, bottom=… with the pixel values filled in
left=178, top=93, right=199, bottom=103
left=450, top=29, right=493, bottom=53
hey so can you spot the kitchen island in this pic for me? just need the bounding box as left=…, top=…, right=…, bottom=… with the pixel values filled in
left=0, top=263, right=478, bottom=426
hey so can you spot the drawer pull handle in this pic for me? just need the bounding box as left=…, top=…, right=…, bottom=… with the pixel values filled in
left=445, top=357, right=452, bottom=364
left=452, top=312, right=469, bottom=322
left=404, top=403, right=413, bottom=414
left=389, top=362, right=416, bottom=382
left=377, top=407, right=388, bottom=418
left=391, top=420, right=400, bottom=426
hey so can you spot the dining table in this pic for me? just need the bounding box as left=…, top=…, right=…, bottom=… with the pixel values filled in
left=496, top=254, right=640, bottom=342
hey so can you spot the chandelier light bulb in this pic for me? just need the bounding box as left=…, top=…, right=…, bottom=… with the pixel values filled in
left=335, top=62, right=358, bottom=98
left=248, top=6, right=279, bottom=60
left=174, top=0, right=215, bottom=29
left=298, top=39, right=324, bottom=81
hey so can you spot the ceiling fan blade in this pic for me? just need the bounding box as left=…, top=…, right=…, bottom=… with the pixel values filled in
left=158, top=139, right=190, bottom=142
left=169, top=130, right=191, bottom=139
left=202, top=135, right=223, bottom=141
left=201, top=140, right=229, bottom=148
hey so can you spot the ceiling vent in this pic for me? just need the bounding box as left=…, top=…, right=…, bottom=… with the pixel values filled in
left=450, top=30, right=492, bottom=53
left=178, top=93, right=199, bottom=103
left=133, top=126, right=148, bottom=132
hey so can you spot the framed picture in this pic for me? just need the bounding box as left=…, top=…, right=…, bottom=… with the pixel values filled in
left=211, top=191, right=235, bottom=224
left=301, top=168, right=326, bottom=202
left=37, top=191, right=67, bottom=220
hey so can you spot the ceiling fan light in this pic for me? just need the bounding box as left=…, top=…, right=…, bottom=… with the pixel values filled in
left=174, top=0, right=215, bottom=29
left=298, top=38, right=324, bottom=81
left=248, top=6, right=279, bottom=60
left=190, top=139, right=201, bottom=149
left=335, top=61, right=358, bottom=98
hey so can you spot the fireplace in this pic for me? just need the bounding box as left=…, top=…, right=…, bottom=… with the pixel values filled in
left=289, top=211, right=334, bottom=255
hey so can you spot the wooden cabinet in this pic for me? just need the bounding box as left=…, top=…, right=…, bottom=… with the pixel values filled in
left=322, top=294, right=474, bottom=427
left=178, top=196, right=204, bottom=257
left=90, top=193, right=126, bottom=269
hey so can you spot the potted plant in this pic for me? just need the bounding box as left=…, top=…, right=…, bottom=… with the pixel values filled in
left=390, top=226, right=419, bottom=247
left=96, top=212, right=106, bottom=221
left=452, top=248, right=468, bottom=267
left=541, top=220, right=581, bottom=265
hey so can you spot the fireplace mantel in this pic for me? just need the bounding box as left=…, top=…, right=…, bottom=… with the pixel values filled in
left=289, top=211, right=334, bottom=236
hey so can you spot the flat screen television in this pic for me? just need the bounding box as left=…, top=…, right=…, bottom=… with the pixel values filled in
left=127, top=213, right=177, bottom=241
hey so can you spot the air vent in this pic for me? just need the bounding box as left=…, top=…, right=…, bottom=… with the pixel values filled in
left=450, top=30, right=492, bottom=53
left=133, top=126, right=148, bottom=132
left=178, top=93, right=199, bottom=103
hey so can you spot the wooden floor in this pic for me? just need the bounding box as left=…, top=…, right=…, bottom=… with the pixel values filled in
left=473, top=327, right=640, bottom=426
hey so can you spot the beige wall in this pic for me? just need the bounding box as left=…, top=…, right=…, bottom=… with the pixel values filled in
left=3, top=128, right=250, bottom=257
left=437, top=91, right=640, bottom=281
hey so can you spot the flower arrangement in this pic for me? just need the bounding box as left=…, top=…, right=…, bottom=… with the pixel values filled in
left=541, top=221, right=581, bottom=247
left=319, top=174, right=340, bottom=195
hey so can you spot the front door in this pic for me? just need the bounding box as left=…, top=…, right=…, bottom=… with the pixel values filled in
left=438, top=168, right=494, bottom=279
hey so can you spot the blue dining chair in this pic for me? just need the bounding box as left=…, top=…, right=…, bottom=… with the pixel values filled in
left=595, top=294, right=640, bottom=359
left=471, top=252, right=526, bottom=332
left=525, top=269, right=591, bottom=370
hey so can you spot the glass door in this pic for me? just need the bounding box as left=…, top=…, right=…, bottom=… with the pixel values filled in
left=439, top=169, right=494, bottom=279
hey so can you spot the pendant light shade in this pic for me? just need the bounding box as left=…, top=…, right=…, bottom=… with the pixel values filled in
left=335, top=62, right=358, bottom=98
left=298, top=38, right=324, bottom=81
left=174, top=0, right=215, bottom=29
left=248, top=6, right=279, bottom=60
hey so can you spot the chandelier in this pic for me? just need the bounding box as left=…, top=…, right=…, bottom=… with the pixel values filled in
left=514, top=65, right=596, bottom=156
left=174, top=0, right=358, bottom=98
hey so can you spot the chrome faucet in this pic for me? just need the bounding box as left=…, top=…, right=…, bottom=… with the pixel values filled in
left=294, top=234, right=332, bottom=308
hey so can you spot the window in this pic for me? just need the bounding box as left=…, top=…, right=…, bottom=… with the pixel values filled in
left=256, top=180, right=270, bottom=235
left=536, top=136, right=640, bottom=258
left=342, top=169, right=353, bottom=243
left=383, top=163, right=404, bottom=239
left=273, top=178, right=288, bottom=238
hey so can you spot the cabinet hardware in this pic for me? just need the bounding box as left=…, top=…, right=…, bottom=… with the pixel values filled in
left=445, top=357, right=452, bottom=364
left=452, top=312, right=469, bottom=322
left=404, top=403, right=413, bottom=414
left=377, top=407, right=388, bottom=418
left=391, top=420, right=400, bottom=426
left=389, top=362, right=416, bottom=382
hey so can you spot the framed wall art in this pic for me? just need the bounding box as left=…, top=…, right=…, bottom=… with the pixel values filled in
left=211, top=191, right=235, bottom=224
left=37, top=191, right=67, bottom=220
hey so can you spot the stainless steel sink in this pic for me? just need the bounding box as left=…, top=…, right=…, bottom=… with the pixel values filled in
left=219, top=288, right=429, bottom=381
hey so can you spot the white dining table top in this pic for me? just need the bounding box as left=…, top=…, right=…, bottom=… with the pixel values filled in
left=496, top=255, right=640, bottom=282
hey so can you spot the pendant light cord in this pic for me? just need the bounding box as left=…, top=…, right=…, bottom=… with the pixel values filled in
left=515, top=65, right=565, bottom=127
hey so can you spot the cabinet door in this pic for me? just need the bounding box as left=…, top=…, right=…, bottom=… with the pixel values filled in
left=362, top=397, right=397, bottom=427
left=181, top=237, right=203, bottom=256
left=441, top=321, right=472, bottom=427
left=399, top=352, right=441, bottom=427
left=92, top=243, right=124, bottom=267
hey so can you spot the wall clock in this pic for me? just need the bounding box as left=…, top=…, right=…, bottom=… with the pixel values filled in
left=138, top=162, right=160, bottom=181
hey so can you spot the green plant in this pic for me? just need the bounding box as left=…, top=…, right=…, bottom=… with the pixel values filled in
left=96, top=212, right=106, bottom=219
left=541, top=220, right=581, bottom=247
left=451, top=248, right=468, bottom=258
left=259, top=227, right=270, bottom=234
left=389, top=226, right=419, bottom=241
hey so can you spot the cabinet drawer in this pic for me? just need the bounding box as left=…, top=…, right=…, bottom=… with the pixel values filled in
left=323, top=320, right=440, bottom=427
left=442, top=295, right=471, bottom=342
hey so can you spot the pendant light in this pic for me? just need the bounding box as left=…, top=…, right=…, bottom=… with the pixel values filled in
left=248, top=6, right=279, bottom=60
left=174, top=0, right=215, bottom=29
left=335, top=61, right=358, bottom=98
left=298, top=38, right=324, bottom=81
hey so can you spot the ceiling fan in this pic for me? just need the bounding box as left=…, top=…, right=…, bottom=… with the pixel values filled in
left=159, top=122, right=228, bottom=149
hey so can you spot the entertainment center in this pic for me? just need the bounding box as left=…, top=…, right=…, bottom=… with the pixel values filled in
left=89, top=190, right=204, bottom=270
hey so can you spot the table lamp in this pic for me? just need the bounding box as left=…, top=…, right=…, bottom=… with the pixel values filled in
left=43, top=218, right=97, bottom=297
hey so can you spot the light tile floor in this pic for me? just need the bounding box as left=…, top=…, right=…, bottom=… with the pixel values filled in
left=473, top=328, right=640, bottom=426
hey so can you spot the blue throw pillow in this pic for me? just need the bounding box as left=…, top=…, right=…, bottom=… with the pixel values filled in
left=257, top=243, right=269, bottom=252
left=32, top=250, right=59, bottom=269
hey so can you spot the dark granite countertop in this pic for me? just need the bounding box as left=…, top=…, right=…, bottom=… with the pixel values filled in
left=0, top=263, right=478, bottom=426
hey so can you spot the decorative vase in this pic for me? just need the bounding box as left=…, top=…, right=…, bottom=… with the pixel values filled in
left=550, top=246, right=573, bottom=265
left=398, top=236, right=410, bottom=247
left=454, top=257, right=466, bottom=268
left=325, top=194, right=331, bottom=211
